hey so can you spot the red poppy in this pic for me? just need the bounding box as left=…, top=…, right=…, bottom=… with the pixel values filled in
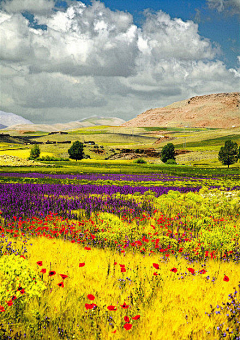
left=170, top=268, right=177, bottom=273
left=153, top=263, right=159, bottom=269
left=153, top=272, right=158, bottom=276
left=87, top=294, right=95, bottom=301
left=20, top=255, right=26, bottom=259
left=223, top=275, right=229, bottom=282
left=37, top=261, right=43, bottom=266
left=187, top=268, right=195, bottom=274
left=57, top=282, right=64, bottom=287
left=11, top=296, right=17, bottom=300
left=84, top=247, right=91, bottom=250
left=107, top=305, right=117, bottom=311
left=121, top=267, right=126, bottom=273
left=114, top=262, right=117, bottom=265
left=0, top=306, right=5, bottom=312
left=112, top=330, right=116, bottom=334
left=85, top=303, right=96, bottom=310
left=199, top=269, right=207, bottom=274
left=79, top=263, right=85, bottom=267
left=60, top=274, right=68, bottom=280
left=124, top=316, right=130, bottom=322
left=132, top=315, right=140, bottom=320
left=119, top=264, right=125, bottom=267
left=20, top=289, right=25, bottom=294
left=7, top=300, right=13, bottom=306
left=124, top=323, right=132, bottom=330
left=41, top=268, right=46, bottom=274
left=49, top=271, right=56, bottom=276
left=120, top=302, right=129, bottom=309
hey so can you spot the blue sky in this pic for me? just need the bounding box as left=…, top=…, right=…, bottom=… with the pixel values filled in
left=0, top=0, right=239, bottom=123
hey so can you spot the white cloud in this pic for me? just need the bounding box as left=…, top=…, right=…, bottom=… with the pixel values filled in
left=207, top=0, right=240, bottom=14
left=1, top=0, right=55, bottom=15
left=0, top=1, right=239, bottom=123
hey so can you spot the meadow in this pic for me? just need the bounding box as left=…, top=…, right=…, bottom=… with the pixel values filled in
left=0, top=170, right=239, bottom=339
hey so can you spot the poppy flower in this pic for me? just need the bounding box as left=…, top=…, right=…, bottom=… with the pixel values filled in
left=132, top=315, right=140, bottom=320
left=20, top=255, right=26, bottom=259
left=84, top=247, right=91, bottom=250
left=87, top=294, right=95, bottom=301
left=124, top=323, right=132, bottom=330
left=170, top=268, right=177, bottom=273
left=223, top=275, right=229, bottom=282
left=153, top=272, right=158, bottom=276
left=37, top=261, right=43, bottom=266
left=11, top=296, right=17, bottom=300
left=7, top=300, right=13, bottom=306
left=114, top=262, right=117, bottom=265
left=79, top=263, right=85, bottom=267
left=60, top=274, right=68, bottom=280
left=41, top=268, right=46, bottom=274
left=121, top=267, right=126, bottom=273
left=199, top=269, right=207, bottom=274
left=153, top=263, right=159, bottom=269
left=124, top=316, right=130, bottom=322
left=187, top=268, right=195, bottom=274
left=120, top=302, right=129, bottom=309
left=0, top=306, right=5, bottom=312
left=49, top=271, right=56, bottom=276
left=112, top=330, right=117, bottom=334
left=20, top=289, right=25, bottom=294
left=57, top=282, right=64, bottom=287
left=107, top=305, right=117, bottom=311
left=85, top=303, right=97, bottom=310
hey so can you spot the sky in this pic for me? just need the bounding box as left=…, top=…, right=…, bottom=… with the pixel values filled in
left=0, top=0, right=239, bottom=124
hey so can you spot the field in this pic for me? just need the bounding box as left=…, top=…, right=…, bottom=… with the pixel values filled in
left=0, top=126, right=239, bottom=339
left=0, top=169, right=239, bottom=339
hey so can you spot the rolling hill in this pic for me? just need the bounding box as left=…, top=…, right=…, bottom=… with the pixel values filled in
left=122, top=92, right=240, bottom=129
left=0, top=110, right=33, bottom=127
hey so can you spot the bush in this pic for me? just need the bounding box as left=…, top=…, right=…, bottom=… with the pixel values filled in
left=134, top=158, right=146, bottom=164
left=166, top=159, right=177, bottom=165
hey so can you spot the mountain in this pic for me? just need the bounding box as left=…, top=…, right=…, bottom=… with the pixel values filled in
left=6, top=116, right=126, bottom=132
left=0, top=124, right=7, bottom=130
left=0, top=110, right=33, bottom=127
left=122, top=92, right=240, bottom=129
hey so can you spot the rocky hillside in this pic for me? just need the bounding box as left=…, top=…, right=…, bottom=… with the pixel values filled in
left=122, top=92, right=240, bottom=129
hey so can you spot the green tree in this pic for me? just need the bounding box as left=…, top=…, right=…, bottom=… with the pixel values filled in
left=218, top=140, right=239, bottom=168
left=68, top=141, right=84, bottom=161
left=161, top=143, right=175, bottom=163
left=30, top=144, right=40, bottom=159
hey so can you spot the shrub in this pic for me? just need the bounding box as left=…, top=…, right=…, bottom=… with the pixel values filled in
left=134, top=158, right=146, bottom=164
left=161, top=143, right=175, bottom=163
left=29, top=145, right=40, bottom=159
left=166, top=159, right=177, bottom=165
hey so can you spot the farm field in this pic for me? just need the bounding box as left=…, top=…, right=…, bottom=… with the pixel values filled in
left=0, top=170, right=239, bottom=339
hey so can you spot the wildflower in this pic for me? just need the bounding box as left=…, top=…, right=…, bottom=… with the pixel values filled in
left=120, top=302, right=129, bottom=309
left=87, top=294, right=95, bottom=301
left=41, top=268, right=46, bottom=274
left=199, top=269, right=207, bottom=274
left=223, top=275, right=229, bottom=282
left=85, top=303, right=97, bottom=310
left=170, top=268, right=177, bottom=273
left=107, top=305, right=117, bottom=311
left=79, top=263, right=85, bottom=267
left=84, top=247, right=91, bottom=250
left=132, top=315, right=140, bottom=320
left=153, top=263, right=159, bottom=269
left=36, top=261, right=43, bottom=266
left=60, top=274, right=68, bottom=280
left=7, top=300, right=13, bottom=306
left=49, top=271, right=56, bottom=276
left=124, top=323, right=132, bottom=330
left=121, top=267, right=126, bottom=273
left=57, top=282, right=64, bottom=287
left=187, top=268, right=195, bottom=274
left=124, top=316, right=130, bottom=322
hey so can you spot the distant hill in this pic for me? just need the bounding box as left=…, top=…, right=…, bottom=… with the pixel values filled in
left=0, top=124, right=7, bottom=130
left=122, top=92, right=240, bottom=129
left=6, top=116, right=126, bottom=132
left=0, top=110, right=33, bottom=127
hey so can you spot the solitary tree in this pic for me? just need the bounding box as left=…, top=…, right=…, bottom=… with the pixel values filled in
left=30, top=144, right=40, bottom=159
left=161, top=143, right=175, bottom=163
left=68, top=141, right=84, bottom=161
left=218, top=140, right=239, bottom=168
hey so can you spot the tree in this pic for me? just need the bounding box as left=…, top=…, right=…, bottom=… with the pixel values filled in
left=161, top=143, right=175, bottom=163
left=218, top=140, right=239, bottom=168
left=68, top=141, right=84, bottom=161
left=30, top=144, right=40, bottom=159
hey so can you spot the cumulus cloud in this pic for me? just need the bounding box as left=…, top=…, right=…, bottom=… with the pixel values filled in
left=1, top=0, right=55, bottom=15
left=207, top=0, right=240, bottom=15
left=0, top=0, right=239, bottom=123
